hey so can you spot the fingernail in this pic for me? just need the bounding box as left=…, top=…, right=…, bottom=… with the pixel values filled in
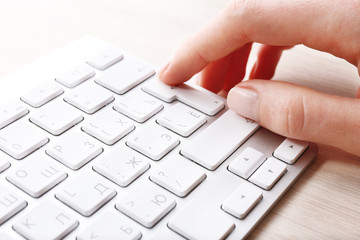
left=157, top=61, right=171, bottom=80
left=228, top=86, right=259, bottom=121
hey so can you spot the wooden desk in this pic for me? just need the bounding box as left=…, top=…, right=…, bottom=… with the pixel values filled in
left=0, top=0, right=359, bottom=238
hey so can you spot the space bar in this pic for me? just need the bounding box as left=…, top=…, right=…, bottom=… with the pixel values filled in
left=181, top=110, right=260, bottom=170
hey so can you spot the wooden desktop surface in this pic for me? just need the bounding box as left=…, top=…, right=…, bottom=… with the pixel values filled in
left=0, top=0, right=359, bottom=239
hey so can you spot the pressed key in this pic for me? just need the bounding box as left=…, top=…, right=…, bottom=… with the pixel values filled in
left=77, top=211, right=142, bottom=240
left=114, top=90, right=163, bottom=123
left=116, top=182, right=176, bottom=228
left=56, top=173, right=116, bottom=216
left=222, top=183, right=263, bottom=219
left=0, top=101, right=28, bottom=129
left=87, top=49, right=124, bottom=70
left=64, top=81, right=114, bottom=114
left=150, top=156, right=206, bottom=197
left=0, top=184, right=27, bottom=225
left=142, top=78, right=225, bottom=116
left=127, top=124, right=179, bottom=160
left=95, top=56, right=155, bottom=94
left=56, top=64, right=95, bottom=88
left=181, top=110, right=260, bottom=170
left=228, top=147, right=266, bottom=179
left=82, top=108, right=135, bottom=145
left=21, top=81, right=64, bottom=108
left=13, top=201, right=78, bottom=240
left=30, top=101, right=83, bottom=135
left=249, top=157, right=287, bottom=190
left=0, top=158, right=10, bottom=173
left=157, top=102, right=207, bottom=137
left=168, top=200, right=235, bottom=240
left=0, top=121, right=49, bottom=160
left=7, top=153, right=67, bottom=198
left=93, top=146, right=150, bottom=187
left=46, top=131, right=103, bottom=170
left=274, top=138, right=309, bottom=164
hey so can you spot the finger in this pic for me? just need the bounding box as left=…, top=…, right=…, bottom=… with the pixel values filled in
left=249, top=45, right=292, bottom=80
left=227, top=80, right=360, bottom=156
left=158, top=0, right=360, bottom=85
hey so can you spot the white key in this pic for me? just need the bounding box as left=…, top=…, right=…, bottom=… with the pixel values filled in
left=77, top=211, right=142, bottom=240
left=46, top=131, right=103, bottom=170
left=56, top=64, right=95, bottom=88
left=127, top=124, right=179, bottom=160
left=168, top=200, right=235, bottom=240
left=13, top=201, right=78, bottom=240
left=0, top=121, right=49, bottom=159
left=0, top=184, right=27, bottom=225
left=116, top=182, right=176, bottom=228
left=93, top=146, right=150, bottom=187
left=182, top=110, right=260, bottom=170
left=95, top=56, right=155, bottom=94
left=151, top=229, right=185, bottom=240
left=82, top=108, right=135, bottom=145
left=228, top=147, right=266, bottom=179
left=21, top=81, right=64, bottom=108
left=142, top=78, right=224, bottom=116
left=7, top=153, right=67, bottom=197
left=56, top=174, right=116, bottom=216
left=64, top=81, right=114, bottom=114
left=222, top=183, right=263, bottom=219
left=274, top=138, right=309, bottom=164
left=249, top=157, right=287, bottom=190
left=0, top=158, right=10, bottom=173
left=157, top=102, right=207, bottom=137
left=114, top=90, right=163, bottom=122
left=30, top=101, right=83, bottom=135
left=150, top=156, right=206, bottom=197
left=0, top=101, right=28, bottom=129
left=87, top=49, right=124, bottom=70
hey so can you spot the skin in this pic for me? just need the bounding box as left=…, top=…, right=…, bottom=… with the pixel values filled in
left=158, top=0, right=360, bottom=156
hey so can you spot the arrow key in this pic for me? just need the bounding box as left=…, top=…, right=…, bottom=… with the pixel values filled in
left=274, top=138, right=309, bottom=164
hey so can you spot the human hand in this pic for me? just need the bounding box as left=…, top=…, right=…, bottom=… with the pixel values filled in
left=157, top=0, right=360, bottom=156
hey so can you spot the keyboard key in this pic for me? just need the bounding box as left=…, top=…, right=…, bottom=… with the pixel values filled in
left=168, top=200, right=235, bottom=240
left=82, top=108, right=135, bottom=145
left=95, top=56, right=155, bottom=94
left=157, top=102, right=207, bottom=137
left=150, top=156, right=206, bottom=197
left=0, top=101, right=28, bottom=129
left=6, top=153, right=67, bottom=198
left=64, top=81, right=114, bottom=114
left=46, top=131, right=103, bottom=170
left=249, top=157, right=287, bottom=190
left=228, top=147, right=266, bottom=179
left=30, top=101, right=83, bottom=135
left=222, top=183, right=263, bottom=219
left=0, top=184, right=27, bottom=225
left=93, top=146, right=150, bottom=187
left=77, top=211, right=142, bottom=240
left=274, top=138, right=309, bottom=164
left=0, top=121, right=49, bottom=159
left=127, top=124, right=179, bottom=160
left=13, top=201, right=78, bottom=240
left=151, top=229, right=185, bottom=240
left=87, top=49, right=124, bottom=70
left=21, top=81, right=64, bottom=108
left=56, top=64, right=95, bottom=88
left=56, top=174, right=116, bottom=216
left=116, top=182, right=176, bottom=228
left=114, top=90, right=163, bottom=123
left=142, top=78, right=225, bottom=116
left=0, top=158, right=10, bottom=173
left=181, top=110, right=260, bottom=170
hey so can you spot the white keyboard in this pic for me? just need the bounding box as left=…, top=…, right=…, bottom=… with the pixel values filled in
left=0, top=36, right=317, bottom=240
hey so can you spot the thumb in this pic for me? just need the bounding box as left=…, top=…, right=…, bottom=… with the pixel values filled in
left=227, top=80, right=360, bottom=156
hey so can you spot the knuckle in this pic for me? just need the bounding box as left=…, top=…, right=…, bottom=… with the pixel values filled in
left=281, top=95, right=308, bottom=139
